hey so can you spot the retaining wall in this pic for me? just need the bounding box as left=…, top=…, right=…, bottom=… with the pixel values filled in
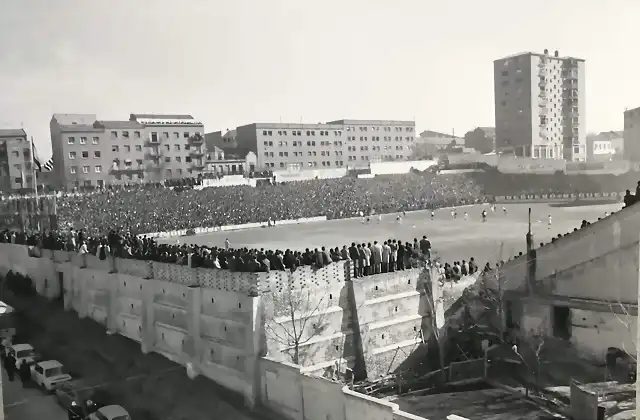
left=0, top=243, right=465, bottom=418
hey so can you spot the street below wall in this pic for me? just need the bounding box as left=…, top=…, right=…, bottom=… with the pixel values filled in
left=2, top=367, right=68, bottom=420
left=1, top=290, right=276, bottom=420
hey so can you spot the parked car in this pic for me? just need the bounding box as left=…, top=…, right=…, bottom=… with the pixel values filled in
left=7, top=343, right=36, bottom=368
left=54, top=380, right=106, bottom=420
left=30, top=360, right=72, bottom=391
left=87, top=405, right=131, bottom=420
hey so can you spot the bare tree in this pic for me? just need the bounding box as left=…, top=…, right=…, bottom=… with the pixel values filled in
left=263, top=283, right=329, bottom=366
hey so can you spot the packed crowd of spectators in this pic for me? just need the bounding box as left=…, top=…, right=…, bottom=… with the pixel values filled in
left=470, top=170, right=638, bottom=197
left=45, top=172, right=484, bottom=235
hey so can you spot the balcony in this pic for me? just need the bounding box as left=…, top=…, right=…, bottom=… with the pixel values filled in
left=538, top=79, right=547, bottom=88
left=188, top=133, right=204, bottom=144
left=144, top=139, right=161, bottom=147
left=189, top=149, right=205, bottom=158
left=564, top=71, right=578, bottom=80
left=538, top=59, right=546, bottom=68
left=144, top=152, right=161, bottom=160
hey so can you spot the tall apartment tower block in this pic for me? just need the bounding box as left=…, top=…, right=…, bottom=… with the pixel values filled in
left=494, top=49, right=586, bottom=161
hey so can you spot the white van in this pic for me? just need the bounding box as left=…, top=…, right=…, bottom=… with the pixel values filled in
left=8, top=343, right=36, bottom=369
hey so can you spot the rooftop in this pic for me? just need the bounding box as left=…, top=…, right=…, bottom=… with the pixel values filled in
left=130, top=113, right=194, bottom=120
left=624, top=106, right=640, bottom=116
left=58, top=124, right=104, bottom=133
left=328, top=119, right=416, bottom=125
left=390, top=388, right=562, bottom=420
left=495, top=51, right=585, bottom=62
left=0, top=129, right=27, bottom=138
left=237, top=122, right=344, bottom=130
left=95, top=120, right=145, bottom=129
left=52, top=114, right=97, bottom=126
left=419, top=130, right=459, bottom=139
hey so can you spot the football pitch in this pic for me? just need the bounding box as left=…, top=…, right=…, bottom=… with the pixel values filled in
left=160, top=202, right=622, bottom=266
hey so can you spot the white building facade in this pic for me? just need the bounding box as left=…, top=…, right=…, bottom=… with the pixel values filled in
left=494, top=50, right=586, bottom=161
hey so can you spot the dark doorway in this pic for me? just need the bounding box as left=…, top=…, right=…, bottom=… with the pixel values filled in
left=505, top=300, right=514, bottom=329
left=552, top=306, right=571, bottom=339
left=57, top=272, right=64, bottom=304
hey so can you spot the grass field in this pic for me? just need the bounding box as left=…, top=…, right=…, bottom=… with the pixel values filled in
left=161, top=201, right=623, bottom=266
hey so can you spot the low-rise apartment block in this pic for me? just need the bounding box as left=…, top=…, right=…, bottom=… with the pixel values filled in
left=231, top=119, right=415, bottom=170
left=0, top=129, right=33, bottom=191
left=50, top=113, right=206, bottom=189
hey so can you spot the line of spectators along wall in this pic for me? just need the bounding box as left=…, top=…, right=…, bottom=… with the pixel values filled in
left=0, top=229, right=482, bottom=281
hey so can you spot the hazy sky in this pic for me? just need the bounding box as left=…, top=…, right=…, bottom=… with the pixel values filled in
left=1, top=0, right=638, bottom=159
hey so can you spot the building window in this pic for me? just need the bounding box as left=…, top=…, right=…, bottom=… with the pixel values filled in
left=135, top=145, right=142, bottom=151
left=80, top=137, right=87, bottom=144
left=69, top=152, right=77, bottom=159
left=70, top=166, right=77, bottom=174
left=112, top=146, right=119, bottom=152
left=176, top=157, right=181, bottom=162
left=92, top=137, right=99, bottom=144
left=162, top=132, right=169, bottom=138
left=81, top=151, right=89, bottom=159
left=183, top=132, right=189, bottom=138
left=68, top=137, right=75, bottom=145
left=122, top=131, right=129, bottom=138
left=13, top=164, right=21, bottom=171
left=95, top=165, right=102, bottom=173
left=111, top=131, right=118, bottom=139
left=94, top=151, right=101, bottom=158
left=175, top=144, right=181, bottom=151
left=165, top=157, right=171, bottom=163
left=82, top=165, right=90, bottom=174
left=124, top=146, right=130, bottom=152
left=134, top=131, right=141, bottom=138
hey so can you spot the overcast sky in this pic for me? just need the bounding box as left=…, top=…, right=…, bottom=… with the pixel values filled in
left=1, top=0, right=638, bottom=159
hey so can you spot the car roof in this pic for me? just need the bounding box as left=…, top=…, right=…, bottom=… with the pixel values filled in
left=11, top=344, right=34, bottom=351
left=38, top=360, right=63, bottom=369
left=99, top=405, right=129, bottom=416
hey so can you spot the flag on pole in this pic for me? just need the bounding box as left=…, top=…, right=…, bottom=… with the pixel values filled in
left=31, top=137, right=42, bottom=172
left=43, top=157, right=54, bottom=171
left=20, top=169, right=26, bottom=187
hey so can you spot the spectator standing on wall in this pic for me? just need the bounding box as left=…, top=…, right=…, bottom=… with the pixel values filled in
left=420, top=236, right=431, bottom=260
left=381, top=241, right=391, bottom=273
left=371, top=241, right=383, bottom=274
left=396, top=241, right=405, bottom=271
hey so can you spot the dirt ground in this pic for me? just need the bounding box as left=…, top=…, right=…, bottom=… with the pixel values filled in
left=4, top=290, right=269, bottom=420
left=161, top=202, right=622, bottom=267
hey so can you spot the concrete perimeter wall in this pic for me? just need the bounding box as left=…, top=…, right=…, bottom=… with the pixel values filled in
left=0, top=244, right=439, bottom=419
left=259, top=357, right=425, bottom=420
left=491, top=202, right=640, bottom=362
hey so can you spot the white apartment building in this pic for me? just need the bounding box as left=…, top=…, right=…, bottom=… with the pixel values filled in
left=233, top=119, right=416, bottom=170
left=494, top=50, right=586, bottom=161
left=50, top=113, right=206, bottom=189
